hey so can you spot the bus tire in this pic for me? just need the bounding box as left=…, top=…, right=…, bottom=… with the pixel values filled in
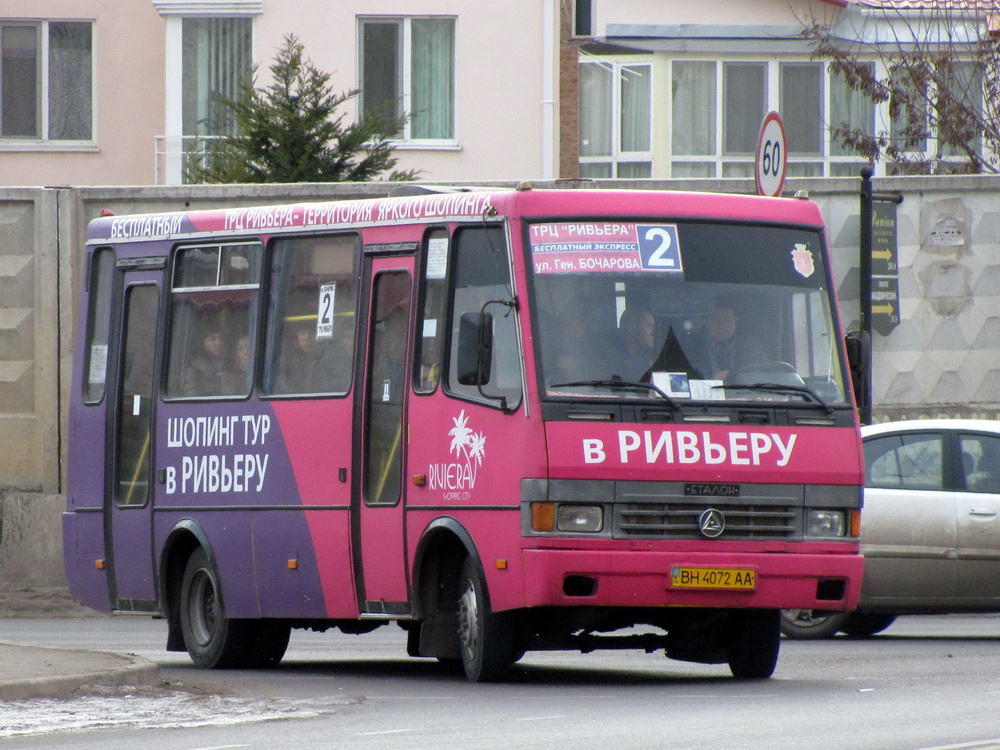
left=726, top=609, right=781, bottom=679
left=457, top=557, right=517, bottom=682
left=248, top=621, right=291, bottom=668
left=179, top=547, right=254, bottom=669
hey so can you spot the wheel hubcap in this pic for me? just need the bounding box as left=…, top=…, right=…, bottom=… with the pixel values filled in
left=189, top=569, right=218, bottom=646
left=457, top=580, right=479, bottom=662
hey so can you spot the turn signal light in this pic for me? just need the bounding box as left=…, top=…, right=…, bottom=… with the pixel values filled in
left=531, top=502, right=556, bottom=532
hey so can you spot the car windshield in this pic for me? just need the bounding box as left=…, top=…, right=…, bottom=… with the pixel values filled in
left=528, top=219, right=849, bottom=406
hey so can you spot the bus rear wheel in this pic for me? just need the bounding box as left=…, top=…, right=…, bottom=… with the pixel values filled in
left=180, top=547, right=259, bottom=668
left=456, top=557, right=518, bottom=682
left=726, top=609, right=781, bottom=679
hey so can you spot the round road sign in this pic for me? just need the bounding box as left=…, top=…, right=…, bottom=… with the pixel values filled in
left=755, top=111, right=787, bottom=197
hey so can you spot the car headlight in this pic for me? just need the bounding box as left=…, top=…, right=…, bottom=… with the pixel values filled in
left=806, top=509, right=846, bottom=537
left=556, top=504, right=604, bottom=533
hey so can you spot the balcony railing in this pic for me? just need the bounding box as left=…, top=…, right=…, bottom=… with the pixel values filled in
left=154, top=135, right=226, bottom=185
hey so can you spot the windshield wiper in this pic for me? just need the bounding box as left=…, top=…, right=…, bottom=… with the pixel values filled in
left=715, top=383, right=832, bottom=413
left=551, top=378, right=678, bottom=409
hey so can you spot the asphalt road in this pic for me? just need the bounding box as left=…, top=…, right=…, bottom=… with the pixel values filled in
left=3, top=614, right=1000, bottom=749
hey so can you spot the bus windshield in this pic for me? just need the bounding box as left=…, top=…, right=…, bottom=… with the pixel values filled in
left=529, top=219, right=849, bottom=407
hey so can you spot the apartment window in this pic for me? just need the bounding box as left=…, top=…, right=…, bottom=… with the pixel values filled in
left=579, top=60, right=651, bottom=178
left=1, top=21, right=92, bottom=141
left=573, top=0, right=594, bottom=38
left=830, top=65, right=874, bottom=176
left=359, top=17, right=455, bottom=142
left=886, top=60, right=982, bottom=173
left=939, top=63, right=983, bottom=161
left=182, top=17, right=252, bottom=137
left=722, top=62, right=766, bottom=177
left=780, top=63, right=823, bottom=176
left=671, top=61, right=716, bottom=177
left=667, top=58, right=874, bottom=178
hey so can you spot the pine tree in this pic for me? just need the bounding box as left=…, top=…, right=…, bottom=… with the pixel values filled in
left=187, top=35, right=418, bottom=183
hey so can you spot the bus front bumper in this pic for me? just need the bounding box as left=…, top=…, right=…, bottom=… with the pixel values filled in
left=520, top=548, right=863, bottom=611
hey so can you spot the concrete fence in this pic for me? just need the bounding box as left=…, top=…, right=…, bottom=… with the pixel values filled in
left=2, top=176, right=998, bottom=589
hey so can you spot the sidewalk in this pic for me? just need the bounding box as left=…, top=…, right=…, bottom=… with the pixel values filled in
left=0, top=588, right=160, bottom=700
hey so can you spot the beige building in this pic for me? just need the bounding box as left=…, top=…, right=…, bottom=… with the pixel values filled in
left=0, top=0, right=563, bottom=186
left=2, top=1, right=994, bottom=187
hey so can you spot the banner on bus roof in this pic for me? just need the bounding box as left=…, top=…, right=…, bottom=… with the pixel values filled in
left=529, top=222, right=684, bottom=275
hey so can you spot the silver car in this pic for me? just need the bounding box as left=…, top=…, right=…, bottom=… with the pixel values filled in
left=782, top=419, right=1000, bottom=639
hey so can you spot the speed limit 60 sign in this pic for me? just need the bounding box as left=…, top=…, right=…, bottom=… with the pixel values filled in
left=755, top=111, right=787, bottom=197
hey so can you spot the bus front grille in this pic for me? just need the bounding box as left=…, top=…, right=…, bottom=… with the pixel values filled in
left=616, top=503, right=797, bottom=539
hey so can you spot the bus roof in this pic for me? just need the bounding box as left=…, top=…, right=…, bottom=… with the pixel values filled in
left=86, top=187, right=825, bottom=244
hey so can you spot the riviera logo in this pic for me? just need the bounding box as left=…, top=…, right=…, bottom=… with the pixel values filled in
left=427, top=410, right=487, bottom=494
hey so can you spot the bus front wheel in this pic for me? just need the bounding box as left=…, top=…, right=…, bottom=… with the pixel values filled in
left=179, top=547, right=255, bottom=668
left=456, top=557, right=518, bottom=682
left=726, top=609, right=781, bottom=679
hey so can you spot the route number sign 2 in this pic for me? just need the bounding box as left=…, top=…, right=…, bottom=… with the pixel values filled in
left=755, top=111, right=787, bottom=197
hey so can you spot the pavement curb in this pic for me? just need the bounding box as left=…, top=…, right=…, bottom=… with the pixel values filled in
left=0, top=642, right=161, bottom=701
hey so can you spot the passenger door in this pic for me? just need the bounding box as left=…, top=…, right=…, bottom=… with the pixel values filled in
left=955, top=432, right=1000, bottom=602
left=353, top=256, right=415, bottom=613
left=861, top=430, right=957, bottom=606
left=107, top=265, right=162, bottom=609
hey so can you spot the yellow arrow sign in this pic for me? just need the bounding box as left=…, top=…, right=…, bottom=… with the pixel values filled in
left=872, top=303, right=896, bottom=315
left=872, top=249, right=893, bottom=261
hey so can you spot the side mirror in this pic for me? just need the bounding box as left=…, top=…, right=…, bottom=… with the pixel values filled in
left=845, top=330, right=871, bottom=422
left=457, top=311, right=493, bottom=386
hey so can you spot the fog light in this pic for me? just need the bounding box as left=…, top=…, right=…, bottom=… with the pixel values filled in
left=807, top=509, right=846, bottom=537
left=556, top=505, right=603, bottom=533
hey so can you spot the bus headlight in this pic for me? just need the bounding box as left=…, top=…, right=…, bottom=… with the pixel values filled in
left=806, top=510, right=846, bottom=537
left=556, top=505, right=604, bottom=533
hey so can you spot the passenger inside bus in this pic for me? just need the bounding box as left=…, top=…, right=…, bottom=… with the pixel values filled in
left=685, top=301, right=767, bottom=381
left=609, top=305, right=658, bottom=382
left=220, top=335, right=252, bottom=395
left=183, top=328, right=227, bottom=397
left=277, top=326, right=320, bottom=393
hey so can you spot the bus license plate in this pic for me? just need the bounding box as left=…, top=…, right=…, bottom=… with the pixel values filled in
left=670, top=567, right=756, bottom=590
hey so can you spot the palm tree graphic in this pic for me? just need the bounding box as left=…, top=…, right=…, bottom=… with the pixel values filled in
left=448, top=410, right=486, bottom=486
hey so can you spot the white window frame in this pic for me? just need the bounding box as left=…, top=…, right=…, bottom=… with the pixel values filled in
left=873, top=58, right=990, bottom=175
left=578, top=57, right=653, bottom=179
left=158, top=4, right=258, bottom=185
left=666, top=57, right=877, bottom=178
left=357, top=15, right=458, bottom=149
left=664, top=54, right=995, bottom=178
left=0, top=20, right=96, bottom=151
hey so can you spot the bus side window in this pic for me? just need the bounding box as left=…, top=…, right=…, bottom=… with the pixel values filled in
left=445, top=225, right=522, bottom=409
left=83, top=247, right=115, bottom=403
left=164, top=243, right=262, bottom=399
left=413, top=227, right=449, bottom=394
left=263, top=233, right=360, bottom=397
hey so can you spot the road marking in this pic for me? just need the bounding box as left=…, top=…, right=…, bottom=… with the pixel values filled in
left=916, top=742, right=1000, bottom=750
left=518, top=715, right=567, bottom=721
left=671, top=694, right=777, bottom=699
left=357, top=729, right=415, bottom=736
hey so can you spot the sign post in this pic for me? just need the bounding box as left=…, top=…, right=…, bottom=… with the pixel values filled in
left=755, top=111, right=787, bottom=197
left=858, top=166, right=903, bottom=424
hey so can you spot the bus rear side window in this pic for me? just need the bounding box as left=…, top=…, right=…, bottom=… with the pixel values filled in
left=83, top=247, right=115, bottom=403
left=164, top=242, right=262, bottom=399
left=263, top=234, right=360, bottom=397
